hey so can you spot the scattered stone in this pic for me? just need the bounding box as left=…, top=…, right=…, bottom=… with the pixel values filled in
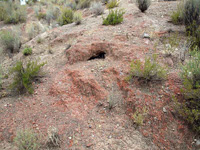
left=66, top=44, right=71, bottom=51
left=86, top=143, right=93, bottom=147
left=163, top=107, right=167, bottom=113
left=196, top=139, right=200, bottom=147
left=143, top=33, right=150, bottom=39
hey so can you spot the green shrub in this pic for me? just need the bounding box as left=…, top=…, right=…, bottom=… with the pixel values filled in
left=171, top=2, right=184, bottom=25
left=0, top=29, right=21, bottom=54
left=77, top=0, right=91, bottom=9
left=106, top=0, right=119, bottom=9
left=37, top=12, right=46, bottom=20
left=102, top=0, right=109, bottom=4
left=189, top=29, right=200, bottom=50
left=0, top=65, right=2, bottom=90
left=131, top=107, right=148, bottom=126
left=90, top=1, right=104, bottom=16
left=67, top=2, right=77, bottom=10
left=34, top=5, right=40, bottom=16
left=26, top=23, right=44, bottom=40
left=73, top=11, right=82, bottom=25
left=3, top=2, right=27, bottom=24
left=10, top=60, right=46, bottom=94
left=181, top=50, right=200, bottom=90
left=128, top=54, right=167, bottom=83
left=0, top=2, right=6, bottom=21
left=46, top=5, right=60, bottom=24
left=23, top=47, right=32, bottom=56
left=58, top=8, right=74, bottom=25
left=37, top=37, right=43, bottom=44
left=136, top=0, right=151, bottom=12
left=14, top=129, right=41, bottom=150
left=102, top=9, right=125, bottom=25
left=178, top=50, right=200, bottom=133
left=183, top=0, right=200, bottom=35
left=163, top=32, right=180, bottom=56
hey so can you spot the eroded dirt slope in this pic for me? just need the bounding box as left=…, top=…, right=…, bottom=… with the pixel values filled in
left=0, top=1, right=196, bottom=150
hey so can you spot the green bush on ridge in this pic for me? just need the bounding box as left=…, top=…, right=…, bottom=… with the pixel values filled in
left=103, top=9, right=125, bottom=25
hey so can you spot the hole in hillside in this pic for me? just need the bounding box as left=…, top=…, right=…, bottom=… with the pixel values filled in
left=88, top=51, right=106, bottom=61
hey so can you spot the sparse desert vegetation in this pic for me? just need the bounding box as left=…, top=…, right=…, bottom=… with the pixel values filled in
left=0, top=0, right=200, bottom=149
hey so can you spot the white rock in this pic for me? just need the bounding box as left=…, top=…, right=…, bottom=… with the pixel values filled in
left=143, top=33, right=150, bottom=39
left=163, top=107, right=167, bottom=113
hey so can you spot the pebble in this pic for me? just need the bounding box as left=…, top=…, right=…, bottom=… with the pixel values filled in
left=163, top=107, right=167, bottom=113
left=143, top=33, right=150, bottom=39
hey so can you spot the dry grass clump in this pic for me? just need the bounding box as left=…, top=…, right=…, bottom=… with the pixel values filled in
left=90, top=1, right=104, bottom=15
left=0, top=29, right=21, bottom=54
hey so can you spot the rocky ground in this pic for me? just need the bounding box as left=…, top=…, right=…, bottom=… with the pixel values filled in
left=0, top=0, right=199, bottom=150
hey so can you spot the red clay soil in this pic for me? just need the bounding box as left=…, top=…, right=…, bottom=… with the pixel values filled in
left=0, top=1, right=197, bottom=150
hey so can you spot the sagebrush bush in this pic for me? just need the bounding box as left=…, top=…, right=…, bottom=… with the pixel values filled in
left=103, top=9, right=125, bottom=25
left=178, top=50, right=200, bottom=133
left=90, top=2, right=104, bottom=16
left=102, top=0, right=109, bottom=4
left=128, top=54, right=167, bottom=83
left=163, top=32, right=180, bottom=56
left=171, top=2, right=184, bottom=25
left=0, top=29, right=21, bottom=54
left=2, top=2, right=27, bottom=24
left=37, top=12, right=46, bottom=20
left=65, top=1, right=77, bottom=10
left=189, top=29, right=200, bottom=50
left=73, top=11, right=82, bottom=25
left=23, top=47, right=32, bottom=56
left=10, top=60, right=45, bottom=94
left=136, top=0, right=151, bottom=12
left=46, top=5, right=60, bottom=24
left=183, top=0, right=200, bottom=35
left=181, top=50, right=200, bottom=90
left=34, top=6, right=40, bottom=16
left=26, top=23, right=44, bottom=40
left=0, top=2, right=6, bottom=21
left=106, top=0, right=119, bottom=9
left=77, top=0, right=91, bottom=9
left=37, top=37, right=43, bottom=44
left=14, top=129, right=41, bottom=150
left=0, top=65, right=2, bottom=90
left=58, top=8, right=74, bottom=25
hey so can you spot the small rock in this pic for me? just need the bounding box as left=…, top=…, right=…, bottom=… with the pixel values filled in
left=196, top=139, right=200, bottom=146
left=143, top=33, right=150, bottom=39
left=86, top=143, right=93, bottom=147
left=69, top=137, right=72, bottom=140
left=89, top=125, right=92, bottom=128
left=109, top=135, right=112, bottom=139
left=154, top=117, right=157, bottom=121
left=163, top=107, right=167, bottom=113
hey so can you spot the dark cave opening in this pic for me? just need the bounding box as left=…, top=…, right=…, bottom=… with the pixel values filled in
left=88, top=51, right=106, bottom=61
